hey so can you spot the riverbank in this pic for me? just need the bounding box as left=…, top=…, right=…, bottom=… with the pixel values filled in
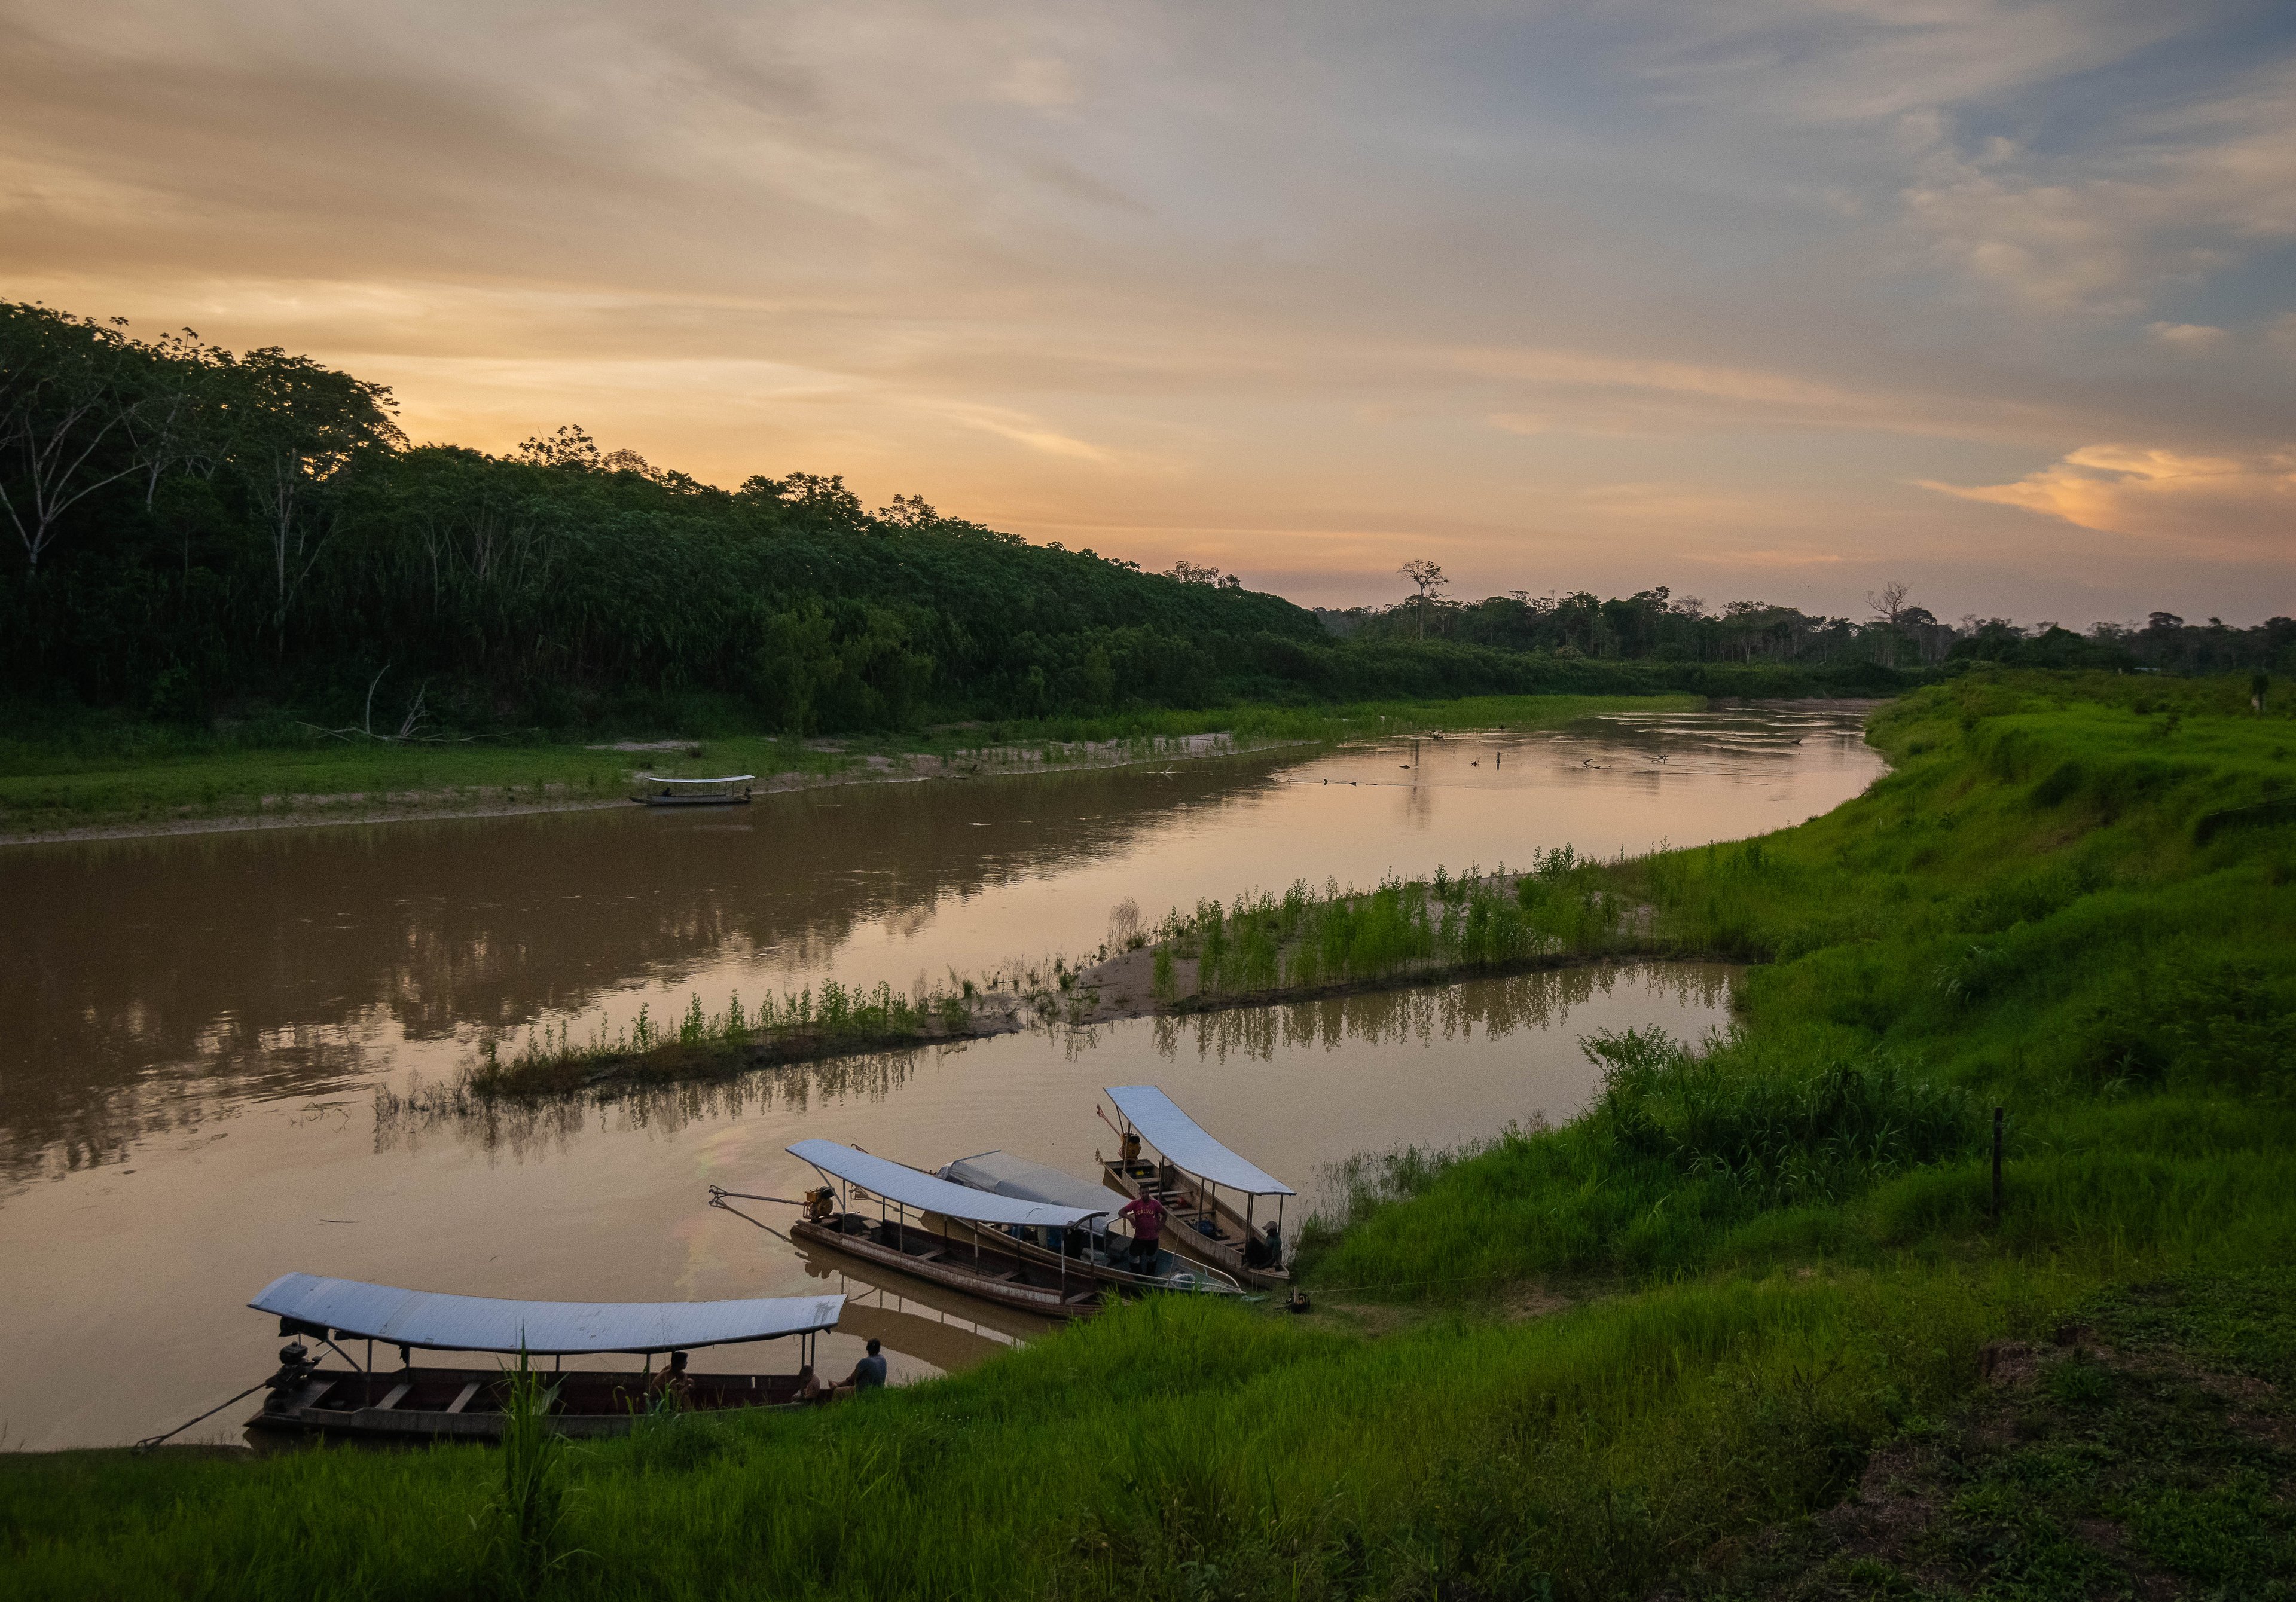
left=7, top=668, right=2291, bottom=1600
left=0, top=690, right=1694, bottom=842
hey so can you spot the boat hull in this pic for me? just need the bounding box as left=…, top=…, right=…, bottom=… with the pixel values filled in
left=792, top=1214, right=1107, bottom=1319
left=245, top=1364, right=810, bottom=1443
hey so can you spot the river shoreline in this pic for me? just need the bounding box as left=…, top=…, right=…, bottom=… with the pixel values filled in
left=0, top=732, right=1304, bottom=848
left=0, top=691, right=1729, bottom=847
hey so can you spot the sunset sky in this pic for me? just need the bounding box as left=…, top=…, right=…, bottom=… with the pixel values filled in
left=4, top=1, right=2291, bottom=623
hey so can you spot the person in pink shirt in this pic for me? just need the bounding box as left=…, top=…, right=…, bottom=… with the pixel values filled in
left=1118, top=1192, right=1167, bottom=1272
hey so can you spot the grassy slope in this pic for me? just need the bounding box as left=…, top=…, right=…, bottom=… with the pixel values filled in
left=0, top=692, right=1691, bottom=834
left=5, top=670, right=2291, bottom=1601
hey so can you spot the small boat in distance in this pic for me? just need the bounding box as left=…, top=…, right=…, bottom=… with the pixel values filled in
left=242, top=1273, right=843, bottom=1442
left=633, top=774, right=755, bottom=806
left=719, top=1140, right=1239, bottom=1320
left=1100, top=1085, right=1296, bottom=1288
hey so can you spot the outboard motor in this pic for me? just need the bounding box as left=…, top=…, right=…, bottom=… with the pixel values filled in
left=802, top=1185, right=837, bottom=1224
left=262, top=1340, right=317, bottom=1413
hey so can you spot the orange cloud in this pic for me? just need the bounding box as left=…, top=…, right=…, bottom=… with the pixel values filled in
left=1922, top=444, right=2296, bottom=555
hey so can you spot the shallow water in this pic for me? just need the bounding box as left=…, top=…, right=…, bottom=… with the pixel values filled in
left=0, top=703, right=1880, bottom=1448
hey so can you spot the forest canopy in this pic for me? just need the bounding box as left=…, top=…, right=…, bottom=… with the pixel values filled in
left=13, top=301, right=2232, bottom=736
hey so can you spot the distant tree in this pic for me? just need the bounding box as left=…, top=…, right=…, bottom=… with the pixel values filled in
left=516, top=424, right=599, bottom=470
left=1166, top=558, right=1238, bottom=588
left=1866, top=580, right=1913, bottom=668
left=879, top=493, right=938, bottom=528
left=1399, top=558, right=1448, bottom=639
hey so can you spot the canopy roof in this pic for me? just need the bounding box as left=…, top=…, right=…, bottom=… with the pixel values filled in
left=789, top=1139, right=1109, bottom=1228
left=939, top=1151, right=1116, bottom=1218
left=636, top=774, right=754, bottom=785
left=1105, top=1086, right=1294, bottom=1196
left=250, top=1273, right=843, bottom=1355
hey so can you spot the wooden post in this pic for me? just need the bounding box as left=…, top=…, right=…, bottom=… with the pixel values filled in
left=1991, top=1106, right=2004, bottom=1223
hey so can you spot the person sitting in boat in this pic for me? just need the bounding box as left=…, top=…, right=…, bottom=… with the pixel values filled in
left=646, top=1350, right=694, bottom=1407
left=1244, top=1221, right=1284, bottom=1271
left=1119, top=1130, right=1143, bottom=1167
left=799, top=1338, right=889, bottom=1402
left=1118, top=1192, right=1167, bottom=1271
left=847, top=1338, right=887, bottom=1392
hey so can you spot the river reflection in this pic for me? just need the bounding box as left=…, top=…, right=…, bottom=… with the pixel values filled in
left=2, top=703, right=1876, bottom=1191
left=1, top=701, right=1877, bottom=1449
left=0, top=962, right=1735, bottom=1448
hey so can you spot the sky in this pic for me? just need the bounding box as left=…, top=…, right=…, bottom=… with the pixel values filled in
left=2, top=1, right=2292, bottom=623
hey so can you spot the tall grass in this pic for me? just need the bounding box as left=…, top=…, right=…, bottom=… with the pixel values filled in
left=377, top=981, right=988, bottom=1110
left=1155, top=843, right=1632, bottom=1004
left=484, top=1353, right=578, bottom=1595
left=0, top=1271, right=2057, bottom=1601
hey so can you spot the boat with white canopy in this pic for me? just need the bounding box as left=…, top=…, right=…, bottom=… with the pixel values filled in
left=711, top=1139, right=1238, bottom=1319
left=632, top=774, right=755, bottom=806
left=1098, top=1086, right=1296, bottom=1288
left=242, top=1273, right=844, bottom=1441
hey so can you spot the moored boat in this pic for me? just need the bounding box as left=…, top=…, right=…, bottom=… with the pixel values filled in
left=632, top=774, right=755, bottom=806
left=241, top=1273, right=843, bottom=1442
left=1099, top=1085, right=1296, bottom=1288
left=715, top=1139, right=1238, bottom=1321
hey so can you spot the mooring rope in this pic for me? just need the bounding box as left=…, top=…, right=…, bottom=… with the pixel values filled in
left=131, top=1380, right=271, bottom=1456
left=709, top=1195, right=794, bottom=1243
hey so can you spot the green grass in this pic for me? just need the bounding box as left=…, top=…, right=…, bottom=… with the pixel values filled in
left=4, top=668, right=2293, bottom=1599
left=1689, top=1268, right=2296, bottom=1600
left=0, top=692, right=1693, bottom=834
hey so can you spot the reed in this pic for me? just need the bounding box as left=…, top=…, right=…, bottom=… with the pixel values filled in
left=484, top=1353, right=579, bottom=1595
left=1138, top=845, right=1632, bottom=1008
left=375, top=978, right=1009, bottom=1111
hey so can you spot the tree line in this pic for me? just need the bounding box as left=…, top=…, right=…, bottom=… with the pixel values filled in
left=1318, top=567, right=2295, bottom=677
left=5, top=302, right=1930, bottom=736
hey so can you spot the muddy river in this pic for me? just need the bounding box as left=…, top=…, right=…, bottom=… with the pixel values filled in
left=0, top=703, right=1882, bottom=1449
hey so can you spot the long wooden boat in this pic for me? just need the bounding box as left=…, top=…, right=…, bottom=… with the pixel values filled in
left=724, top=1139, right=1239, bottom=1322
left=632, top=774, right=755, bottom=807
left=240, top=1273, right=842, bottom=1443
left=252, top=1363, right=813, bottom=1441
left=1099, top=1085, right=1296, bottom=1289
left=787, top=1210, right=1107, bottom=1319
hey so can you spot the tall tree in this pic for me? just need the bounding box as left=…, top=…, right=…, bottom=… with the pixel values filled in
left=1866, top=580, right=1913, bottom=669
left=1399, top=558, right=1448, bottom=639
left=0, top=303, right=144, bottom=574
left=222, top=347, right=404, bottom=652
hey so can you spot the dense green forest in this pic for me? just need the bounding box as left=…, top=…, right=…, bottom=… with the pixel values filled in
left=1323, top=580, right=2296, bottom=675
left=2, top=302, right=1919, bottom=738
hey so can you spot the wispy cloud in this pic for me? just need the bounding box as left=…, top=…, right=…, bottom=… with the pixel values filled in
left=1, top=0, right=2289, bottom=617
left=1922, top=444, right=2296, bottom=556
left=2145, top=322, right=2227, bottom=350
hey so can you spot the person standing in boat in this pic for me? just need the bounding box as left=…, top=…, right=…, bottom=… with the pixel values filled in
left=1118, top=1191, right=1167, bottom=1271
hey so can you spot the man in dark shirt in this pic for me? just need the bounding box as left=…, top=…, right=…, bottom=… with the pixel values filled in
left=846, top=1338, right=887, bottom=1392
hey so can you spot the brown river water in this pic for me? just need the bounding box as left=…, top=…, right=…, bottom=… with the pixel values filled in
left=0, top=704, right=1882, bottom=1450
